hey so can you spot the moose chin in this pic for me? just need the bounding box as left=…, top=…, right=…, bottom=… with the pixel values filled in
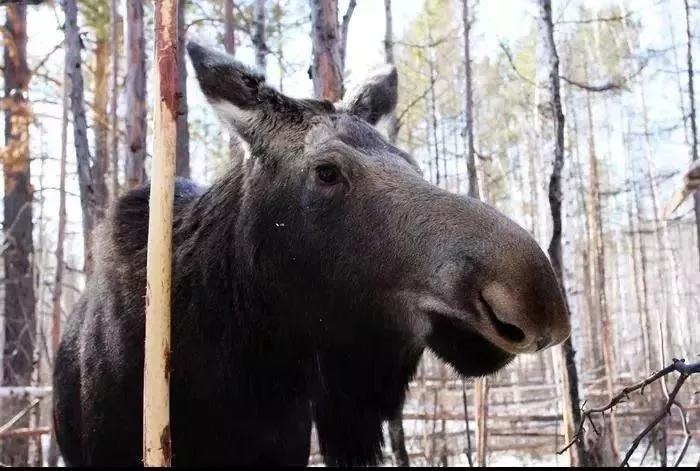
left=52, top=42, right=570, bottom=467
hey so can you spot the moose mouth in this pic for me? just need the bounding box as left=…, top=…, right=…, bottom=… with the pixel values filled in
left=422, top=298, right=518, bottom=377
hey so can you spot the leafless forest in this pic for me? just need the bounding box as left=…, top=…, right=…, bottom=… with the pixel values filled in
left=0, top=0, right=698, bottom=467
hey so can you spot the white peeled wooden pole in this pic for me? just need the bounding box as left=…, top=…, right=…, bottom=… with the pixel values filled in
left=143, top=0, right=178, bottom=466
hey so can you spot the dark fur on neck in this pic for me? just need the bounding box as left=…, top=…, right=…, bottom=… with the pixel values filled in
left=76, top=168, right=423, bottom=466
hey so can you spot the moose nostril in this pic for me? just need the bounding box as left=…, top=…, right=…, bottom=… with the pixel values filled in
left=480, top=294, right=526, bottom=344
left=493, top=320, right=526, bottom=344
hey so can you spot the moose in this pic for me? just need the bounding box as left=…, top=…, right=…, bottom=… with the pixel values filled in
left=52, top=43, right=571, bottom=466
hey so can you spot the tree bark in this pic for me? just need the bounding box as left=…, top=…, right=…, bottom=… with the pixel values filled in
left=339, top=0, right=356, bottom=74
left=462, top=0, right=479, bottom=199
left=64, top=0, right=98, bottom=275
left=110, top=0, right=121, bottom=197
left=1, top=4, right=35, bottom=465
left=683, top=0, right=700, bottom=267
left=224, top=0, right=236, bottom=55
left=310, top=0, right=343, bottom=101
left=474, top=378, right=489, bottom=467
left=126, top=0, right=148, bottom=188
left=176, top=0, right=190, bottom=178
left=143, top=0, right=179, bottom=465
left=48, top=60, right=70, bottom=469
left=585, top=86, right=619, bottom=463
left=93, top=35, right=110, bottom=220
left=538, top=0, right=589, bottom=466
left=252, top=0, right=267, bottom=75
left=383, top=0, right=399, bottom=143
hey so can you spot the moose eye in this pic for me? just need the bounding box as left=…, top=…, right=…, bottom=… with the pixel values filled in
left=315, top=165, right=340, bottom=185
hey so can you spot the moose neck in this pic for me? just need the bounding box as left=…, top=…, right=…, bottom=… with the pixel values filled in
left=172, top=164, right=424, bottom=466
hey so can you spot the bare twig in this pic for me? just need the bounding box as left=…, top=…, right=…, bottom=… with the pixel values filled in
left=558, top=359, right=699, bottom=467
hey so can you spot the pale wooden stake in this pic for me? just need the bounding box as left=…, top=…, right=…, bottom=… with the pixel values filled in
left=143, top=0, right=179, bottom=466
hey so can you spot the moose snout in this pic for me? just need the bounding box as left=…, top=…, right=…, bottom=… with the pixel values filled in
left=479, top=279, right=571, bottom=355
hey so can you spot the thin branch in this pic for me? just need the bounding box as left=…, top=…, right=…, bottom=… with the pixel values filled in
left=558, top=359, right=699, bottom=467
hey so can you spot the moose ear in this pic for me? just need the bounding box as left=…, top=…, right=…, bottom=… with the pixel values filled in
left=342, top=65, right=398, bottom=126
left=187, top=42, right=283, bottom=146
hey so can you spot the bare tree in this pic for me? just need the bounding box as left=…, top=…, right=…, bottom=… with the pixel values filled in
left=64, top=0, right=99, bottom=274
left=383, top=0, right=399, bottom=143
left=538, top=0, right=589, bottom=466
left=110, top=0, right=122, bottom=196
left=683, top=0, right=700, bottom=266
left=143, top=0, right=180, bottom=464
left=253, top=0, right=267, bottom=75
left=176, top=0, right=190, bottom=178
left=1, top=3, right=35, bottom=465
left=310, top=0, right=343, bottom=100
left=126, top=0, right=148, bottom=188
left=462, top=0, right=479, bottom=199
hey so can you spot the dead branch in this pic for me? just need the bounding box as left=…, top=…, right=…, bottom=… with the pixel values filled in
left=558, top=358, right=700, bottom=467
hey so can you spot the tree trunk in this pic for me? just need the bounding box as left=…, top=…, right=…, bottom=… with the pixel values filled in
left=474, top=378, right=488, bottom=467
left=383, top=0, right=399, bottom=143
left=1, top=4, right=35, bottom=465
left=64, top=0, right=98, bottom=275
left=143, top=0, right=179, bottom=465
left=48, top=61, right=70, bottom=468
left=224, top=0, right=235, bottom=55
left=110, top=0, right=122, bottom=197
left=339, top=0, right=356, bottom=74
left=176, top=0, right=190, bottom=178
left=253, top=0, right=267, bottom=75
left=126, top=0, right=147, bottom=189
left=585, top=87, right=619, bottom=463
left=537, top=0, right=589, bottom=466
left=462, top=0, right=479, bottom=199
left=683, top=0, right=700, bottom=267
left=93, top=36, right=110, bottom=221
left=310, top=0, right=343, bottom=101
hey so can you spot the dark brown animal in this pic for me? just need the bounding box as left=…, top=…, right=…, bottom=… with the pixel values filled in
left=52, top=43, right=570, bottom=466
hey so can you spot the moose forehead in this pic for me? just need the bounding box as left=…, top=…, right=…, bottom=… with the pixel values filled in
left=304, top=112, right=420, bottom=172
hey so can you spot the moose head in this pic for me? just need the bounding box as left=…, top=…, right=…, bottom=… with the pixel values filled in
left=187, top=41, right=570, bottom=379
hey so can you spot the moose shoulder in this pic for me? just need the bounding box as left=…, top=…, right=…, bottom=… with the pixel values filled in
left=52, top=43, right=571, bottom=467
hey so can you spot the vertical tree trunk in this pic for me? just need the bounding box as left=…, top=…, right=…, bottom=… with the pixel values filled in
left=253, top=0, right=267, bottom=75
left=64, top=0, right=98, bottom=275
left=176, top=0, right=190, bottom=178
left=110, top=0, right=121, bottom=197
left=224, top=0, right=235, bottom=55
left=143, top=0, right=179, bottom=465
left=310, top=0, right=343, bottom=101
left=585, top=88, right=619, bottom=463
left=474, top=378, right=488, bottom=467
left=339, top=0, right=356, bottom=74
left=428, top=52, right=440, bottom=188
left=683, top=0, right=700, bottom=267
left=48, top=62, right=70, bottom=468
left=537, top=0, right=588, bottom=466
left=383, top=0, right=399, bottom=143
left=462, top=0, right=479, bottom=199
left=1, top=4, right=35, bottom=465
left=93, top=35, right=110, bottom=220
left=126, top=0, right=147, bottom=188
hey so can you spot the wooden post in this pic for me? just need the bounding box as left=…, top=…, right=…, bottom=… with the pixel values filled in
left=143, top=0, right=178, bottom=466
